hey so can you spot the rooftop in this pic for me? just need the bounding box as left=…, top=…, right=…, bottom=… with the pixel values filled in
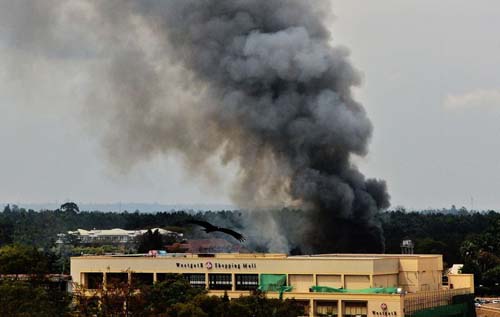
left=72, top=252, right=442, bottom=260
left=68, top=228, right=180, bottom=236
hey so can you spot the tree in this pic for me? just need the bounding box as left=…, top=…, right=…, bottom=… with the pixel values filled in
left=0, top=244, right=49, bottom=276
left=72, top=273, right=206, bottom=316
left=191, top=294, right=223, bottom=317
left=483, top=265, right=500, bottom=286
left=60, top=202, right=79, bottom=213
left=73, top=277, right=148, bottom=317
left=70, top=273, right=307, bottom=316
left=226, top=301, right=252, bottom=317
left=0, top=280, right=66, bottom=317
left=71, top=284, right=101, bottom=317
left=229, top=292, right=304, bottom=317
left=0, top=218, right=13, bottom=246
left=415, top=238, right=449, bottom=264
left=170, top=303, right=208, bottom=317
left=3, top=204, right=12, bottom=213
left=137, top=229, right=164, bottom=253
left=145, top=274, right=206, bottom=314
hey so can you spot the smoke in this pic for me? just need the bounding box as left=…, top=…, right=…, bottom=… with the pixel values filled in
left=2, top=0, right=389, bottom=253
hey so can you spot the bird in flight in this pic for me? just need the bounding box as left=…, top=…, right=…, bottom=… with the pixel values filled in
left=188, top=220, right=245, bottom=242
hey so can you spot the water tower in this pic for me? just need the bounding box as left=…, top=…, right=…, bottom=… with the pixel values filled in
left=400, top=239, right=414, bottom=254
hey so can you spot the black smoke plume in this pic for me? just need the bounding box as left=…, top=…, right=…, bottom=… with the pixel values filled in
left=2, top=0, right=390, bottom=253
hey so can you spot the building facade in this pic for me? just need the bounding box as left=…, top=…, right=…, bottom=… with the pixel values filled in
left=63, top=228, right=182, bottom=245
left=71, top=253, right=474, bottom=317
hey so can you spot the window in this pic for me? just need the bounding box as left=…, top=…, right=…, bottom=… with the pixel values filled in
left=106, top=273, right=129, bottom=288
left=208, top=274, right=232, bottom=290
left=235, top=274, right=259, bottom=291
left=156, top=273, right=168, bottom=282
left=343, top=301, right=367, bottom=317
left=85, top=273, right=103, bottom=289
left=295, top=301, right=310, bottom=317
left=316, top=301, right=338, bottom=316
left=156, top=273, right=182, bottom=283
left=184, top=274, right=206, bottom=288
left=131, top=273, right=154, bottom=288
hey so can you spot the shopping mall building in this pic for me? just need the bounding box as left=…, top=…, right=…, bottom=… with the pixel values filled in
left=71, top=253, right=474, bottom=317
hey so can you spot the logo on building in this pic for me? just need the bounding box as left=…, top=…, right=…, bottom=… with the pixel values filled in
left=174, top=261, right=256, bottom=270
left=373, top=303, right=397, bottom=316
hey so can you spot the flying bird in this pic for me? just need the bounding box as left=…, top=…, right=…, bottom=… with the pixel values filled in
left=188, top=220, right=245, bottom=242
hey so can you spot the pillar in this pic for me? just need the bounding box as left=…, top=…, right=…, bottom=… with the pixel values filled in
left=81, top=272, right=86, bottom=288
left=103, top=272, right=107, bottom=290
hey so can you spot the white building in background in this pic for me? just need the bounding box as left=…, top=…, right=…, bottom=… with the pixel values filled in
left=64, top=228, right=182, bottom=245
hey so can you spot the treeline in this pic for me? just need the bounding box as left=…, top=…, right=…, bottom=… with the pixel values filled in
left=0, top=244, right=71, bottom=316
left=1, top=205, right=500, bottom=293
left=0, top=204, right=497, bottom=259
left=381, top=210, right=496, bottom=264
left=0, top=204, right=245, bottom=248
left=380, top=210, right=500, bottom=294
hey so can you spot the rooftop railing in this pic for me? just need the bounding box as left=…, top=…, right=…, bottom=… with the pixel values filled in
left=403, top=287, right=472, bottom=315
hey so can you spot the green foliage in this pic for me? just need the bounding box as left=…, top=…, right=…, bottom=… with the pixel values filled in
left=2, top=205, right=498, bottom=260
left=71, top=274, right=303, bottom=317
left=170, top=303, right=209, bottom=317
left=483, top=265, right=500, bottom=286
left=190, top=294, right=224, bottom=316
left=72, top=245, right=125, bottom=255
left=144, top=274, right=206, bottom=313
left=0, top=280, right=71, bottom=317
left=381, top=210, right=498, bottom=265
left=0, top=244, right=70, bottom=315
left=223, top=301, right=252, bottom=316
left=60, top=202, right=79, bottom=213
left=138, top=229, right=165, bottom=253
left=167, top=292, right=304, bottom=317
left=0, top=244, right=49, bottom=275
left=0, top=217, right=13, bottom=245
left=0, top=207, right=200, bottom=249
left=2, top=205, right=500, bottom=295
left=414, top=238, right=448, bottom=256
left=457, top=216, right=500, bottom=294
left=230, top=292, right=304, bottom=317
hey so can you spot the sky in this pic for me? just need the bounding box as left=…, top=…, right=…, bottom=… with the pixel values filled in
left=1, top=0, right=500, bottom=211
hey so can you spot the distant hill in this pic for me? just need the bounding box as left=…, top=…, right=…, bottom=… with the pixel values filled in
left=0, top=202, right=237, bottom=213
left=390, top=205, right=497, bottom=214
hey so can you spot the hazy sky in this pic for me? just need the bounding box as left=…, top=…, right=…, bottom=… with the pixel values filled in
left=1, top=1, right=499, bottom=210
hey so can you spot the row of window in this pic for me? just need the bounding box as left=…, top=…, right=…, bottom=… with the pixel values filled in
left=200, top=274, right=259, bottom=290
left=84, top=273, right=260, bottom=291
left=81, top=237, right=131, bottom=242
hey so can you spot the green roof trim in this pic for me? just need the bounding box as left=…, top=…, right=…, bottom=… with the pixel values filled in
left=258, top=274, right=293, bottom=299
left=311, top=286, right=398, bottom=294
